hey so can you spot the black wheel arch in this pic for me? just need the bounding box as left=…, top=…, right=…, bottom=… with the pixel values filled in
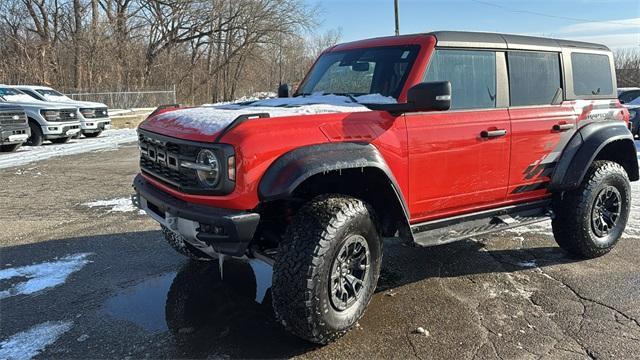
left=258, top=142, right=410, bottom=238
left=551, top=121, right=639, bottom=191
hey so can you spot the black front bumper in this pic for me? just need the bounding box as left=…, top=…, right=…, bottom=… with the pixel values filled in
left=133, top=174, right=260, bottom=256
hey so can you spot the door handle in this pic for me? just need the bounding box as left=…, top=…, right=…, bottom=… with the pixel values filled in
left=553, top=123, right=575, bottom=131
left=480, top=129, right=507, bottom=138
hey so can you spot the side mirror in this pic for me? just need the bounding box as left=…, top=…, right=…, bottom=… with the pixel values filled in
left=277, top=83, right=290, bottom=98
left=407, top=81, right=451, bottom=111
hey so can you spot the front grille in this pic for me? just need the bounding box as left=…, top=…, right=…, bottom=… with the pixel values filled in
left=0, top=111, right=27, bottom=129
left=58, top=109, right=77, bottom=122
left=94, top=108, right=109, bottom=118
left=139, top=132, right=203, bottom=190
left=138, top=130, right=235, bottom=195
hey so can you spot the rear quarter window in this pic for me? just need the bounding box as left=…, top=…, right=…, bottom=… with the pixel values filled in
left=571, top=53, right=614, bottom=97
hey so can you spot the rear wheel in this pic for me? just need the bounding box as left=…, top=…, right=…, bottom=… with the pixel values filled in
left=272, top=195, right=382, bottom=344
left=161, top=225, right=214, bottom=261
left=552, top=161, right=631, bottom=258
left=0, top=144, right=21, bottom=152
left=50, top=137, right=71, bottom=144
left=83, top=131, right=102, bottom=138
left=26, top=121, right=43, bottom=146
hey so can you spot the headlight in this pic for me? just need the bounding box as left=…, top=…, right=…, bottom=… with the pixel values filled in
left=629, top=110, right=636, bottom=119
left=40, top=110, right=60, bottom=121
left=180, top=149, right=220, bottom=187
left=80, top=108, right=96, bottom=118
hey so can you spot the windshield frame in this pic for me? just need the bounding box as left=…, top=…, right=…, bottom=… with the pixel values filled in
left=296, top=45, right=421, bottom=100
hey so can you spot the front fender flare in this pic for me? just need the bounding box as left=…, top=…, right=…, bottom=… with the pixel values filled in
left=258, top=142, right=409, bottom=218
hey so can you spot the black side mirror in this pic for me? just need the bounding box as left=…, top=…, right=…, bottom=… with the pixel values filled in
left=407, top=81, right=451, bottom=111
left=278, top=83, right=290, bottom=98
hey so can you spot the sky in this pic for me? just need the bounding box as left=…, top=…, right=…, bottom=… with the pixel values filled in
left=306, top=0, right=640, bottom=49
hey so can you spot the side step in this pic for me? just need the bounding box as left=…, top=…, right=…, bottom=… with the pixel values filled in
left=411, top=200, right=552, bottom=247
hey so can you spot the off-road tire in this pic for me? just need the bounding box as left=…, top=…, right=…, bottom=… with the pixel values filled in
left=552, top=160, right=631, bottom=258
left=26, top=121, right=43, bottom=146
left=272, top=195, right=382, bottom=344
left=83, top=131, right=102, bottom=138
left=0, top=143, right=21, bottom=152
left=161, top=225, right=215, bottom=261
left=50, top=137, right=71, bottom=144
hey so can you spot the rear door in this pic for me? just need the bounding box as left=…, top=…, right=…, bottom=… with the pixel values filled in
left=406, top=49, right=511, bottom=221
left=506, top=51, right=577, bottom=201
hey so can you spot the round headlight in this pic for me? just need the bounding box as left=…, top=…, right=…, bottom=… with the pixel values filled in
left=195, top=149, right=219, bottom=187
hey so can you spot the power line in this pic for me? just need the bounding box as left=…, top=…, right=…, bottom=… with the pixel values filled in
left=470, top=0, right=639, bottom=27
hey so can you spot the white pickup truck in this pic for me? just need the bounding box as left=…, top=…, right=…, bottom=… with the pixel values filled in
left=12, top=85, right=111, bottom=138
left=0, top=86, right=81, bottom=146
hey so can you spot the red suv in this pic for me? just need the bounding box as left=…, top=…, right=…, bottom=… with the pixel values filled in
left=133, top=31, right=638, bottom=344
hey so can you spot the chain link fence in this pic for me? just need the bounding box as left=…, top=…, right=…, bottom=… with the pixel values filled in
left=65, top=88, right=177, bottom=109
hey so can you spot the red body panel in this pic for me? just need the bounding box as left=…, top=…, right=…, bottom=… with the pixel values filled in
left=138, top=33, right=628, bottom=224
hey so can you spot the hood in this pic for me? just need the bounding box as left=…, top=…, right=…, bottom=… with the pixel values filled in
left=140, top=93, right=395, bottom=141
left=0, top=99, right=77, bottom=111
left=42, top=96, right=107, bottom=109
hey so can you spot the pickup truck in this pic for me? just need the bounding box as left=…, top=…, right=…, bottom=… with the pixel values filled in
left=11, top=85, right=111, bottom=138
left=0, top=104, right=30, bottom=152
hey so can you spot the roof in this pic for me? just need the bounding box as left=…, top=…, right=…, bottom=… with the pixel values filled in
left=333, top=31, right=610, bottom=53
left=10, top=85, right=53, bottom=90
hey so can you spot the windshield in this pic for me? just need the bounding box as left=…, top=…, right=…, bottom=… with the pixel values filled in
left=297, top=45, right=419, bottom=100
left=36, top=88, right=71, bottom=101
left=0, top=88, right=37, bottom=102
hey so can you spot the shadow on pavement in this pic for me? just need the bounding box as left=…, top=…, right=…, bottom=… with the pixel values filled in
left=0, top=230, right=581, bottom=358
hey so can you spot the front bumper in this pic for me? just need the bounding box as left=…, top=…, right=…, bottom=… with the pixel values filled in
left=81, top=118, right=111, bottom=133
left=42, top=122, right=81, bottom=138
left=0, top=128, right=30, bottom=145
left=132, top=174, right=260, bottom=257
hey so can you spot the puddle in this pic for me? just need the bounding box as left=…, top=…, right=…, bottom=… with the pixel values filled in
left=102, top=258, right=274, bottom=335
left=103, top=272, right=175, bottom=332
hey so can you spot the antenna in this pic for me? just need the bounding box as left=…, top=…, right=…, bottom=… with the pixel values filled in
left=394, top=0, right=400, bottom=36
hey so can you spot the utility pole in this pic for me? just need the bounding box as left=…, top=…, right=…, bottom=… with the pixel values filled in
left=394, top=0, right=400, bottom=36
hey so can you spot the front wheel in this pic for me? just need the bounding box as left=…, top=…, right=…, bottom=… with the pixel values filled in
left=26, top=121, right=43, bottom=146
left=552, top=161, right=631, bottom=258
left=272, top=195, right=382, bottom=344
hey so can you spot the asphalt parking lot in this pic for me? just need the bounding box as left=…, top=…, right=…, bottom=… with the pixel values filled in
left=1, top=142, right=640, bottom=359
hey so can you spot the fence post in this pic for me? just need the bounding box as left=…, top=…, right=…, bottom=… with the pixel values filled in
left=172, top=84, right=177, bottom=104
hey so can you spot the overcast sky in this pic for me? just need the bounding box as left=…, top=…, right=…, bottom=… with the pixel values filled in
left=307, top=0, right=640, bottom=49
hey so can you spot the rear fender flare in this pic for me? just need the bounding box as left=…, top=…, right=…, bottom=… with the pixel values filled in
left=550, top=121, right=639, bottom=190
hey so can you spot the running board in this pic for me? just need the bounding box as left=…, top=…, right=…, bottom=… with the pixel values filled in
left=411, top=200, right=552, bottom=247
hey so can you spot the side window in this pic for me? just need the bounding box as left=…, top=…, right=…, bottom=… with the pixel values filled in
left=21, top=89, right=40, bottom=100
left=424, top=50, right=496, bottom=110
left=508, top=51, right=561, bottom=106
left=620, top=90, right=640, bottom=104
left=571, top=53, right=613, bottom=96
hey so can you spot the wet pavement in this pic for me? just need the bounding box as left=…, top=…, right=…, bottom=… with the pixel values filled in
left=1, top=143, right=640, bottom=359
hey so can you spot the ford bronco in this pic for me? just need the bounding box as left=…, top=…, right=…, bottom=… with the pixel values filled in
left=133, top=31, right=638, bottom=344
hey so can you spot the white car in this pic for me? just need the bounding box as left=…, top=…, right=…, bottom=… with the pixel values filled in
left=0, top=86, right=81, bottom=146
left=12, top=85, right=111, bottom=138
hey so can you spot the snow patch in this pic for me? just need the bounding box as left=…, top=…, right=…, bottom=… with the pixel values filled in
left=3, top=94, right=37, bottom=103
left=162, top=93, right=396, bottom=135
left=0, top=253, right=92, bottom=299
left=0, top=129, right=137, bottom=169
left=516, top=260, right=537, bottom=268
left=0, top=321, right=73, bottom=360
left=81, top=197, right=143, bottom=214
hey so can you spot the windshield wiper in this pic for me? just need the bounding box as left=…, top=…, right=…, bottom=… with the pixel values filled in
left=327, top=93, right=359, bottom=103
